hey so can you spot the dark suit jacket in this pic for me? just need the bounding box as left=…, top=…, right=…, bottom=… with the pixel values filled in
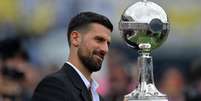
left=32, top=63, right=104, bottom=101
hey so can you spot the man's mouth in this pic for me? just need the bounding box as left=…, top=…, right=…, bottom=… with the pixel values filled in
left=94, top=54, right=104, bottom=62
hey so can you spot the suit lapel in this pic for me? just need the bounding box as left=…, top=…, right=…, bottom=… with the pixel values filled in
left=99, top=94, right=104, bottom=101
left=81, top=88, right=92, bottom=101
left=61, top=63, right=92, bottom=101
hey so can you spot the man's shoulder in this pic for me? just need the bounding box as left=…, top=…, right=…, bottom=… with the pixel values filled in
left=42, top=67, right=71, bottom=85
left=33, top=67, right=74, bottom=95
left=31, top=68, right=74, bottom=101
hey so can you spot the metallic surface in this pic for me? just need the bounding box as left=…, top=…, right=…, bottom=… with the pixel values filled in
left=119, top=1, right=170, bottom=101
left=119, top=1, right=170, bottom=52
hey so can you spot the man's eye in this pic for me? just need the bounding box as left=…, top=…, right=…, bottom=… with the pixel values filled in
left=107, top=41, right=111, bottom=46
left=95, top=37, right=104, bottom=42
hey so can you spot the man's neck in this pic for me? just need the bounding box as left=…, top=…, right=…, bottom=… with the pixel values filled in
left=68, top=56, right=92, bottom=81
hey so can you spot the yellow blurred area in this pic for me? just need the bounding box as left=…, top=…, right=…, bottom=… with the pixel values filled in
left=30, top=3, right=55, bottom=33
left=0, top=0, right=55, bottom=34
left=169, top=7, right=201, bottom=29
left=0, top=0, right=19, bottom=23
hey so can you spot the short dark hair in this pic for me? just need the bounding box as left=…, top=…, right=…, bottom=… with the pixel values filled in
left=67, top=12, right=113, bottom=46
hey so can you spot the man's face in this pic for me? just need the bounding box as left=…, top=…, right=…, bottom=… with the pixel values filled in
left=78, top=23, right=111, bottom=72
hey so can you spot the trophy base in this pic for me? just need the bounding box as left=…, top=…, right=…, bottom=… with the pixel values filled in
left=124, top=83, right=168, bottom=101
left=124, top=96, right=168, bottom=101
left=127, top=100, right=167, bottom=101
left=125, top=99, right=168, bottom=101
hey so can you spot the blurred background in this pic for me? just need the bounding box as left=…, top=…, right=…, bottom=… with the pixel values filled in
left=0, top=0, right=200, bottom=101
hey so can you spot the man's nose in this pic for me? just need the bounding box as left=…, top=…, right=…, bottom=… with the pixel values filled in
left=100, top=43, right=109, bottom=55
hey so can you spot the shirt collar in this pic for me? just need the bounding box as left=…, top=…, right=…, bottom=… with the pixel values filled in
left=66, top=61, right=99, bottom=90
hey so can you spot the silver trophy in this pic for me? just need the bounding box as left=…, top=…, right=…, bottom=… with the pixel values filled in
left=119, top=0, right=170, bottom=101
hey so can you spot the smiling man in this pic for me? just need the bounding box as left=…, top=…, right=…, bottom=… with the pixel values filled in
left=31, top=12, right=113, bottom=101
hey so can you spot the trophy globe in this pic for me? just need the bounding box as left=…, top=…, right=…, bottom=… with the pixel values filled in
left=119, top=0, right=170, bottom=101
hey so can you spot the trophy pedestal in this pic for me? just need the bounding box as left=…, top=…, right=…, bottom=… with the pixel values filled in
left=124, top=53, right=168, bottom=101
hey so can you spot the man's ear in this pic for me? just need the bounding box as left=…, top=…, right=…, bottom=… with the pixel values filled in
left=70, top=31, right=81, bottom=47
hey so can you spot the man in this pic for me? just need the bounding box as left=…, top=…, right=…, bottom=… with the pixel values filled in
left=31, top=12, right=113, bottom=101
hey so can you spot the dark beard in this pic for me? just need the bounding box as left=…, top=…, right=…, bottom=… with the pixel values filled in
left=78, top=48, right=103, bottom=72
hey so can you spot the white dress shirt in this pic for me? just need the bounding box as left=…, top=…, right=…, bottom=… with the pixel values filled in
left=66, top=62, right=100, bottom=101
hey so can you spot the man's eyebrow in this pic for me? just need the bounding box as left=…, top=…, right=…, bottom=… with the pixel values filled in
left=95, top=36, right=105, bottom=40
left=94, top=36, right=111, bottom=43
